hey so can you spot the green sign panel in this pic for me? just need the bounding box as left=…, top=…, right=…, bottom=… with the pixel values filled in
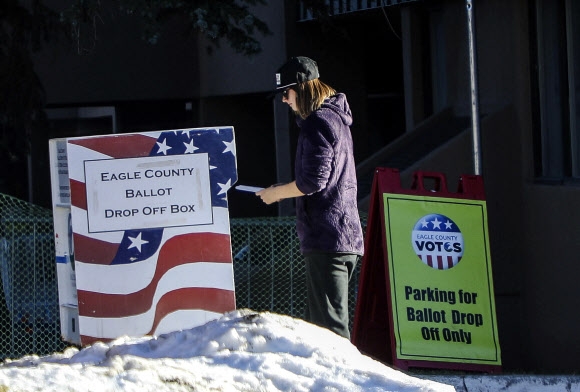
left=383, top=193, right=501, bottom=365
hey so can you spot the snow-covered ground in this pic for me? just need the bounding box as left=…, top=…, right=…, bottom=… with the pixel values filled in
left=0, top=309, right=454, bottom=391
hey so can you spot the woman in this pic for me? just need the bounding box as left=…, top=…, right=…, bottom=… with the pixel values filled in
left=257, top=56, right=364, bottom=339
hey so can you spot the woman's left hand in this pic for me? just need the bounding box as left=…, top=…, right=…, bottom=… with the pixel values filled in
left=256, top=186, right=281, bottom=205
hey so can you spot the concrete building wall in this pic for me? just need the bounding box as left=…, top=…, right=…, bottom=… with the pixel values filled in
left=196, top=2, right=287, bottom=97
left=521, top=186, right=580, bottom=370
left=35, top=1, right=287, bottom=104
left=35, top=2, right=199, bottom=104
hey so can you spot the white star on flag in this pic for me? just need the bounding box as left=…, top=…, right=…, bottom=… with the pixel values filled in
left=127, top=232, right=149, bottom=253
left=156, top=139, right=172, bottom=155
left=445, top=220, right=453, bottom=229
left=222, top=140, right=236, bottom=156
left=183, top=140, right=199, bottom=154
left=217, top=179, right=232, bottom=195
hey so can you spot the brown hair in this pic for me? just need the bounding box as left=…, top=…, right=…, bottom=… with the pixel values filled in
left=293, top=79, right=336, bottom=119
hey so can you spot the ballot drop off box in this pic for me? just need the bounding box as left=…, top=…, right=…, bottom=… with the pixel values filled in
left=49, top=127, right=238, bottom=345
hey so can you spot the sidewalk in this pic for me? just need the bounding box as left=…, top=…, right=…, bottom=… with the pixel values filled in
left=417, top=374, right=580, bottom=392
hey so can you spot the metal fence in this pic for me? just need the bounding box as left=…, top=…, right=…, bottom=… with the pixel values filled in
left=0, top=193, right=367, bottom=359
left=0, top=193, right=66, bottom=359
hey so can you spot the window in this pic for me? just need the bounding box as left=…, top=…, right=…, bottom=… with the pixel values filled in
left=532, top=0, right=580, bottom=182
left=46, top=106, right=117, bottom=139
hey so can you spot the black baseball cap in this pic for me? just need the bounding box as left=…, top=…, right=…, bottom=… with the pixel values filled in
left=270, top=56, right=319, bottom=97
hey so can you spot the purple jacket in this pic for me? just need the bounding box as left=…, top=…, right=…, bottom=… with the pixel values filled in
left=294, top=93, right=364, bottom=255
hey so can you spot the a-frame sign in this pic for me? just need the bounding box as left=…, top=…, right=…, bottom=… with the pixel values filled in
left=352, top=168, right=501, bottom=373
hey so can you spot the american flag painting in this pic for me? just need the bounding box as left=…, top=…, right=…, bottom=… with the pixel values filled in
left=411, top=213, right=464, bottom=270
left=66, top=127, right=237, bottom=345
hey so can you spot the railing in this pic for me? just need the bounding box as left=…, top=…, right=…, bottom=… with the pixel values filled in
left=298, top=0, right=421, bottom=21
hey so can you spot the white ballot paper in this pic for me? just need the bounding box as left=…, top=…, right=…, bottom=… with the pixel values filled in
left=235, top=185, right=264, bottom=193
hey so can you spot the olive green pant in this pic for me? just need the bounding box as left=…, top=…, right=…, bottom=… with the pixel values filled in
left=303, top=252, right=358, bottom=339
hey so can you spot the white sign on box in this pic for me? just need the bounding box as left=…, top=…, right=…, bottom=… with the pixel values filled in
left=84, top=154, right=213, bottom=233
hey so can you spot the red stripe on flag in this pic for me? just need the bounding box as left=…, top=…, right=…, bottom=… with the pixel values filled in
left=149, top=287, right=235, bottom=332
left=79, top=288, right=235, bottom=345
left=158, top=232, right=232, bottom=266
left=70, top=179, right=87, bottom=210
left=78, top=286, right=234, bottom=318
left=79, top=335, right=106, bottom=346
left=76, top=231, right=231, bottom=266
left=437, top=255, right=443, bottom=269
left=447, top=256, right=454, bottom=269
left=74, top=233, right=120, bottom=265
left=68, top=134, right=157, bottom=158
left=77, top=232, right=232, bottom=316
